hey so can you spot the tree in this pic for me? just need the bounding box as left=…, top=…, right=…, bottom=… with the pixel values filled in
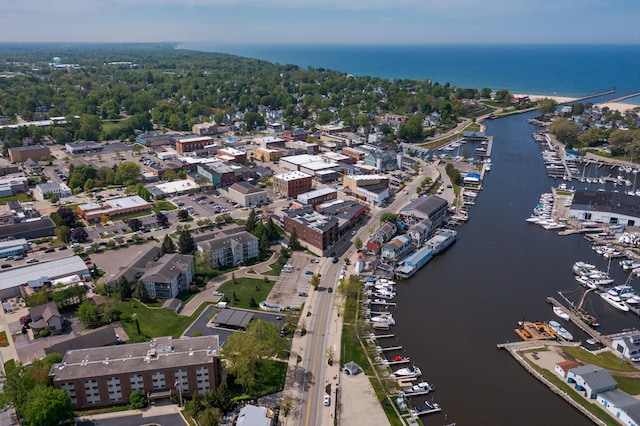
left=265, top=217, right=279, bottom=241
left=127, top=218, right=143, bottom=231
left=133, top=281, right=151, bottom=303
left=0, top=360, right=31, bottom=417
left=118, top=276, right=132, bottom=300
left=55, top=225, right=70, bottom=244
left=178, top=229, right=195, bottom=254
left=310, top=274, right=321, bottom=289
left=549, top=118, right=581, bottom=146
left=160, top=234, right=177, bottom=255
left=494, top=89, right=511, bottom=103
left=221, top=319, right=285, bottom=392
left=129, top=389, right=147, bottom=409
left=207, top=382, right=233, bottom=413
left=70, top=227, right=88, bottom=242
left=114, top=161, right=141, bottom=185
left=77, top=300, right=99, bottom=326
left=245, top=208, right=257, bottom=233
left=354, top=237, right=363, bottom=251
left=177, top=209, right=189, bottom=221
left=55, top=207, right=77, bottom=227
left=21, top=385, right=74, bottom=426
left=156, top=211, right=169, bottom=226
left=480, top=87, right=492, bottom=99
left=537, top=98, right=558, bottom=115
left=288, top=227, right=301, bottom=250
left=398, top=115, right=424, bottom=141
left=380, top=212, right=398, bottom=224
left=196, top=407, right=223, bottom=426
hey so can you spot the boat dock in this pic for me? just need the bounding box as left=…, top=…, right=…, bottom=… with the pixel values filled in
left=546, top=296, right=608, bottom=346
left=515, top=321, right=557, bottom=341
left=408, top=400, right=442, bottom=417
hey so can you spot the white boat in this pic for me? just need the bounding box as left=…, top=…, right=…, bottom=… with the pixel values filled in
left=548, top=320, right=574, bottom=340
left=370, top=314, right=395, bottom=326
left=553, top=306, right=570, bottom=321
left=393, top=365, right=422, bottom=378
left=402, top=381, right=435, bottom=395
left=573, top=261, right=596, bottom=272
left=599, top=292, right=630, bottom=312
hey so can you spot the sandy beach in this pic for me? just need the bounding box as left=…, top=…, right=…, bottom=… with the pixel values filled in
left=515, top=93, right=640, bottom=114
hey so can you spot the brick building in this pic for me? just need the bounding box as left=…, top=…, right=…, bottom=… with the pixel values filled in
left=175, top=136, right=214, bottom=156
left=8, top=145, right=50, bottom=163
left=49, top=335, right=222, bottom=408
left=273, top=171, right=312, bottom=198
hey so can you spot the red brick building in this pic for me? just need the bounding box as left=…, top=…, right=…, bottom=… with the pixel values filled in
left=273, top=171, right=312, bottom=198
left=175, top=136, right=214, bottom=156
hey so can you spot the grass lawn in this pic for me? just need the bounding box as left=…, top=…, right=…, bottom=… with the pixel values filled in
left=153, top=200, right=177, bottom=212
left=0, top=331, right=9, bottom=347
left=216, top=277, right=274, bottom=309
left=562, top=347, right=638, bottom=372
left=612, top=374, right=640, bottom=395
left=0, top=193, right=34, bottom=205
left=116, top=299, right=212, bottom=343
left=264, top=252, right=289, bottom=276
left=227, top=359, right=287, bottom=398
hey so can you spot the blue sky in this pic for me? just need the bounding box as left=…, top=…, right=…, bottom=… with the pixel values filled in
left=1, top=0, right=639, bottom=44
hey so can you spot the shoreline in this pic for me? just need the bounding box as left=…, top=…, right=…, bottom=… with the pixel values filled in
left=515, top=93, right=640, bottom=114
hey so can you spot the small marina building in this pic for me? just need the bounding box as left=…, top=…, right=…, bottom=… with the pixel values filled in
left=596, top=389, right=640, bottom=426
left=554, top=360, right=579, bottom=378
left=381, top=235, right=412, bottom=261
left=569, top=190, right=640, bottom=226
left=566, top=364, right=617, bottom=399
left=612, top=333, right=640, bottom=360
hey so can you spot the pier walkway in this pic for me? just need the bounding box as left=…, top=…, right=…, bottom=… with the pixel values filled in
left=599, top=91, right=640, bottom=104
left=546, top=297, right=609, bottom=346
left=561, top=88, right=617, bottom=104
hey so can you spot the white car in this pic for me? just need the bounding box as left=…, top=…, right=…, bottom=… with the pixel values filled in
left=323, top=395, right=331, bottom=406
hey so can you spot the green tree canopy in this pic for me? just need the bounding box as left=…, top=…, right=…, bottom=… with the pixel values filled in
left=115, top=161, right=141, bottom=185
left=21, top=385, right=74, bottom=426
left=178, top=229, right=195, bottom=254
left=77, top=300, right=99, bottom=326
left=537, top=98, right=558, bottom=115
left=160, top=234, right=177, bottom=255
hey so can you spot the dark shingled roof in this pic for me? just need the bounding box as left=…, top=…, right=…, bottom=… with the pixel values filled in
left=572, top=190, right=640, bottom=216
left=213, top=309, right=254, bottom=328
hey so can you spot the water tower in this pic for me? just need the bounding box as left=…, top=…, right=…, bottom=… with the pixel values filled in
left=53, top=57, right=62, bottom=66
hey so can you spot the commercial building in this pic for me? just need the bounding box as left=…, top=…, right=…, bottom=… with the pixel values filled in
left=342, top=174, right=391, bottom=207
left=398, top=196, right=449, bottom=230
left=570, top=190, right=640, bottom=226
left=0, top=177, right=28, bottom=196
left=175, top=136, right=214, bottom=156
left=217, top=147, right=247, bottom=164
left=0, top=159, right=19, bottom=176
left=140, top=253, right=194, bottom=299
left=297, top=188, right=337, bottom=207
left=566, top=365, right=617, bottom=399
left=197, top=162, right=237, bottom=188
left=0, top=217, right=56, bottom=240
left=197, top=230, right=259, bottom=267
left=0, top=256, right=90, bottom=299
left=225, top=182, right=268, bottom=207
left=285, top=140, right=319, bottom=155
left=77, top=196, right=152, bottom=223
left=65, top=141, right=103, bottom=155
left=36, top=182, right=73, bottom=199
left=0, top=238, right=30, bottom=259
left=146, top=179, right=200, bottom=199
left=8, top=145, right=50, bottom=163
left=252, top=146, right=286, bottom=162
left=192, top=122, right=218, bottom=136
left=273, top=171, right=313, bottom=198
left=283, top=206, right=339, bottom=254
left=254, top=136, right=285, bottom=149
left=49, top=335, right=222, bottom=408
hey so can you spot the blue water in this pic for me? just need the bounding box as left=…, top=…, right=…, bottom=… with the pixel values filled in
left=178, top=43, right=640, bottom=104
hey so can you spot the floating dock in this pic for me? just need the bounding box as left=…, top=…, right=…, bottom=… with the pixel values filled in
left=515, top=321, right=557, bottom=341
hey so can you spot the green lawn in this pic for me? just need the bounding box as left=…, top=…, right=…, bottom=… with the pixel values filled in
left=0, top=193, right=34, bottom=205
left=116, top=299, right=212, bottom=343
left=0, top=331, right=9, bottom=347
left=153, top=201, right=177, bottom=212
left=216, top=277, right=274, bottom=309
left=227, top=359, right=287, bottom=398
left=562, top=347, right=638, bottom=372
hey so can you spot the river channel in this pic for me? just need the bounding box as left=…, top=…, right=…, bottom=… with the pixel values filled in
left=392, top=110, right=640, bottom=425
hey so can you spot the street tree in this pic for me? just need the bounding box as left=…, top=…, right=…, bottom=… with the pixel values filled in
left=288, top=227, right=301, bottom=250
left=354, top=237, right=363, bottom=251
left=245, top=208, right=257, bottom=233
left=380, top=212, right=398, bottom=223
left=156, top=211, right=169, bottom=226
left=55, top=225, right=70, bottom=244
left=70, top=227, right=88, bottom=242
left=127, top=218, right=143, bottom=231
left=177, top=209, right=189, bottom=221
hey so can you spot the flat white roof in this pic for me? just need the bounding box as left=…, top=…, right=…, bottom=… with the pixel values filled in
left=300, top=161, right=339, bottom=172
left=254, top=136, right=285, bottom=143
left=0, top=238, right=28, bottom=249
left=274, top=171, right=312, bottom=181
left=79, top=195, right=150, bottom=212
left=176, top=136, right=214, bottom=143
left=281, top=154, right=320, bottom=165
left=153, top=179, right=200, bottom=194
left=0, top=256, right=89, bottom=291
left=298, top=188, right=337, bottom=202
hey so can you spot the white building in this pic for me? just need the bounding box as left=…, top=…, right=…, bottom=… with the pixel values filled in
left=36, top=182, right=72, bottom=199
left=225, top=182, right=268, bottom=207
left=140, top=254, right=194, bottom=299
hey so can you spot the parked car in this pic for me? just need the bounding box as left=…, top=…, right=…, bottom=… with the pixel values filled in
left=298, top=292, right=308, bottom=297
left=58, top=246, right=68, bottom=250
left=305, top=270, right=314, bottom=275
left=323, top=395, right=331, bottom=406
left=1, top=264, right=12, bottom=269
left=44, top=248, right=55, bottom=253
left=332, top=257, right=339, bottom=263
left=25, top=258, right=38, bottom=263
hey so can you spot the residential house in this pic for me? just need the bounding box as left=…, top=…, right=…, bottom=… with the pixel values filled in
left=29, top=302, right=63, bottom=334
left=140, top=254, right=194, bottom=299
left=407, top=221, right=430, bottom=246
left=371, top=222, right=397, bottom=244
left=566, top=364, right=617, bottom=399
left=23, top=158, right=41, bottom=173
left=381, top=235, right=412, bottom=261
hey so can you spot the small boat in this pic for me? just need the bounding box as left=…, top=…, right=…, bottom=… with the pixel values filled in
left=370, top=314, right=395, bottom=326
left=548, top=320, right=574, bottom=340
left=402, top=381, right=435, bottom=395
left=599, top=292, right=630, bottom=312
left=573, top=261, right=596, bottom=271
left=553, top=306, right=570, bottom=321
left=410, top=400, right=441, bottom=416
left=393, top=365, right=422, bottom=378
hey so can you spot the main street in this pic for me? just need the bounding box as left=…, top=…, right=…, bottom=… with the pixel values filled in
left=289, top=158, right=452, bottom=425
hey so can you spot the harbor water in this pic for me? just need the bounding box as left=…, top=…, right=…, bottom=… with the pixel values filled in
left=393, top=110, right=640, bottom=425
